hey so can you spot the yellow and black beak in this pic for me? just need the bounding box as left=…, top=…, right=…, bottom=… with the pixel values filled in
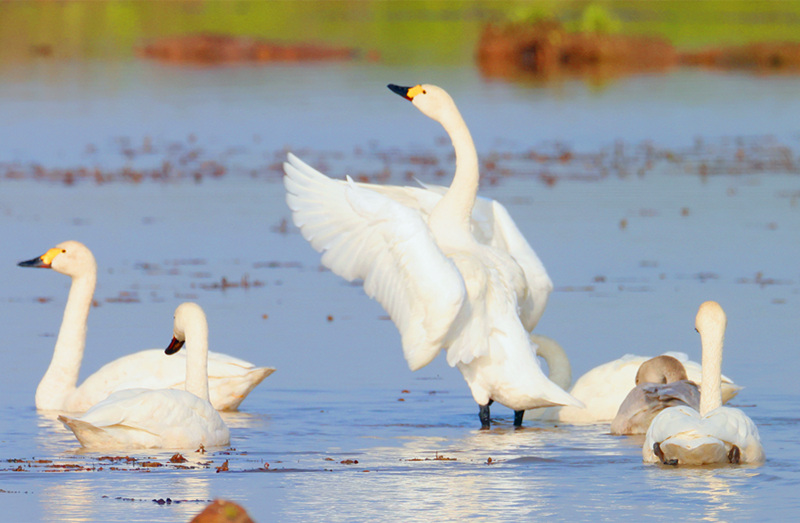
left=165, top=337, right=185, bottom=355
left=388, top=84, right=424, bottom=101
left=18, top=247, right=63, bottom=269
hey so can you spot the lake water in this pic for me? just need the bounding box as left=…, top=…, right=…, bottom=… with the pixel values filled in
left=1, top=60, right=799, bottom=521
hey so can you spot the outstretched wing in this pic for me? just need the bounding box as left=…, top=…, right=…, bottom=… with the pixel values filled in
left=485, top=199, right=552, bottom=330
left=284, top=153, right=466, bottom=371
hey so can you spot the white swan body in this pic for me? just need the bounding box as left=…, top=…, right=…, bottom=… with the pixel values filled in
left=283, top=84, right=578, bottom=427
left=19, top=241, right=274, bottom=412
left=643, top=301, right=764, bottom=465
left=528, top=350, right=740, bottom=423
left=59, top=302, right=231, bottom=450
left=610, top=355, right=700, bottom=435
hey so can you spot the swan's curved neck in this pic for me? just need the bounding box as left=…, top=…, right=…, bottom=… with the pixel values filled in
left=36, top=270, right=96, bottom=410
left=699, top=326, right=724, bottom=416
left=531, top=334, right=572, bottom=391
left=184, top=320, right=210, bottom=402
left=428, top=106, right=479, bottom=245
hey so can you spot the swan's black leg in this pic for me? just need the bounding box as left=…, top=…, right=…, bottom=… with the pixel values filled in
left=513, top=410, right=525, bottom=428
left=653, top=442, right=678, bottom=466
left=728, top=445, right=741, bottom=464
left=479, top=400, right=493, bottom=430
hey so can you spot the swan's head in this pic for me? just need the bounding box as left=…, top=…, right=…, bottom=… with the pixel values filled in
left=388, top=83, right=457, bottom=123
left=695, top=300, right=727, bottom=338
left=18, top=240, right=96, bottom=278
left=165, top=302, right=207, bottom=355
left=635, top=355, right=688, bottom=385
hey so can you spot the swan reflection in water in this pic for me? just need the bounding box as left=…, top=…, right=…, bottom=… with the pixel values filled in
left=275, top=422, right=634, bottom=521
left=643, top=465, right=760, bottom=519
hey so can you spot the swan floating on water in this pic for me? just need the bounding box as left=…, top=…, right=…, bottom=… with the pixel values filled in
left=643, top=301, right=764, bottom=466
left=610, top=355, right=700, bottom=435
left=527, top=344, right=740, bottom=424
left=284, top=83, right=581, bottom=428
left=19, top=241, right=274, bottom=412
left=59, top=302, right=231, bottom=450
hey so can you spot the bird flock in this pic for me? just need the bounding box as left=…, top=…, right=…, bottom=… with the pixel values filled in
left=19, top=83, right=764, bottom=466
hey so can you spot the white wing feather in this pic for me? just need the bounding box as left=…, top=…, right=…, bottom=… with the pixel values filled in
left=284, top=153, right=466, bottom=371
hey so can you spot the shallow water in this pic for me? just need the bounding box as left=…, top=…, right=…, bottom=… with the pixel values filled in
left=1, top=61, right=800, bottom=521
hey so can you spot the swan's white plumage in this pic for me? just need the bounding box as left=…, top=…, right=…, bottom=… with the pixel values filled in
left=19, top=241, right=274, bottom=412
left=528, top=351, right=740, bottom=423
left=364, top=183, right=552, bottom=331
left=643, top=301, right=764, bottom=465
left=283, top=84, right=578, bottom=417
left=642, top=405, right=763, bottom=465
left=59, top=302, right=230, bottom=450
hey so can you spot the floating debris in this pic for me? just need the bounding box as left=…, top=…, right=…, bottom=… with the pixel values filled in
left=2, top=134, right=797, bottom=187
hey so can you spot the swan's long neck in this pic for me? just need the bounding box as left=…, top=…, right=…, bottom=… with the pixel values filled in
left=36, top=270, right=96, bottom=410
left=184, top=319, right=210, bottom=402
left=428, top=106, right=479, bottom=245
left=699, top=324, right=724, bottom=416
left=531, top=334, right=572, bottom=391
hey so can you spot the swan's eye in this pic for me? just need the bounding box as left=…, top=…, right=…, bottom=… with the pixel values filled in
left=61, top=249, right=66, bottom=253
left=422, top=89, right=427, bottom=94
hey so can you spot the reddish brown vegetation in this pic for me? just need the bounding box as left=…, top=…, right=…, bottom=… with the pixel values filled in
left=138, top=33, right=362, bottom=65
left=477, top=20, right=676, bottom=80
left=477, top=20, right=800, bottom=80
left=681, top=42, right=800, bottom=71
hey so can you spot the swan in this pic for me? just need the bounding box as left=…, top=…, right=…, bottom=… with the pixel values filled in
left=643, top=301, right=764, bottom=465
left=59, top=302, right=230, bottom=449
left=527, top=346, right=740, bottom=423
left=18, top=241, right=274, bottom=412
left=610, top=355, right=700, bottom=435
left=283, top=83, right=580, bottom=428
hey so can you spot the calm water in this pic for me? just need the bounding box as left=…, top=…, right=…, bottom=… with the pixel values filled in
left=1, top=61, right=799, bottom=521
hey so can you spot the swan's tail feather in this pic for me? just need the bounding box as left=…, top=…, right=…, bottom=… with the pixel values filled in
left=58, top=415, right=109, bottom=448
left=537, top=379, right=585, bottom=410
left=214, top=367, right=276, bottom=411
left=721, top=382, right=743, bottom=404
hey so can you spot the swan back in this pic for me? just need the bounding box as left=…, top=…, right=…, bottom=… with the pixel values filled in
left=635, top=355, right=688, bottom=385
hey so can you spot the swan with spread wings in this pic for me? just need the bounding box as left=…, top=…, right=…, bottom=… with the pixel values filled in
left=284, top=84, right=582, bottom=428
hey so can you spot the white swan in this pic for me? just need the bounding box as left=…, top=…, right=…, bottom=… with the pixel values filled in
left=610, top=355, right=700, bottom=435
left=643, top=301, right=764, bottom=465
left=19, top=241, right=274, bottom=412
left=59, top=302, right=230, bottom=449
left=283, top=83, right=580, bottom=428
left=527, top=347, right=740, bottom=424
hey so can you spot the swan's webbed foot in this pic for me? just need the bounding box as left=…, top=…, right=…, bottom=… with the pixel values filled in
left=513, top=410, right=525, bottom=428
left=728, top=445, right=741, bottom=464
left=479, top=402, right=492, bottom=430
left=653, top=442, right=678, bottom=466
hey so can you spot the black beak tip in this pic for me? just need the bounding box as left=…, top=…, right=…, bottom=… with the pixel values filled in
left=387, top=84, right=411, bottom=100
left=18, top=258, right=47, bottom=268
left=165, top=337, right=185, bottom=355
